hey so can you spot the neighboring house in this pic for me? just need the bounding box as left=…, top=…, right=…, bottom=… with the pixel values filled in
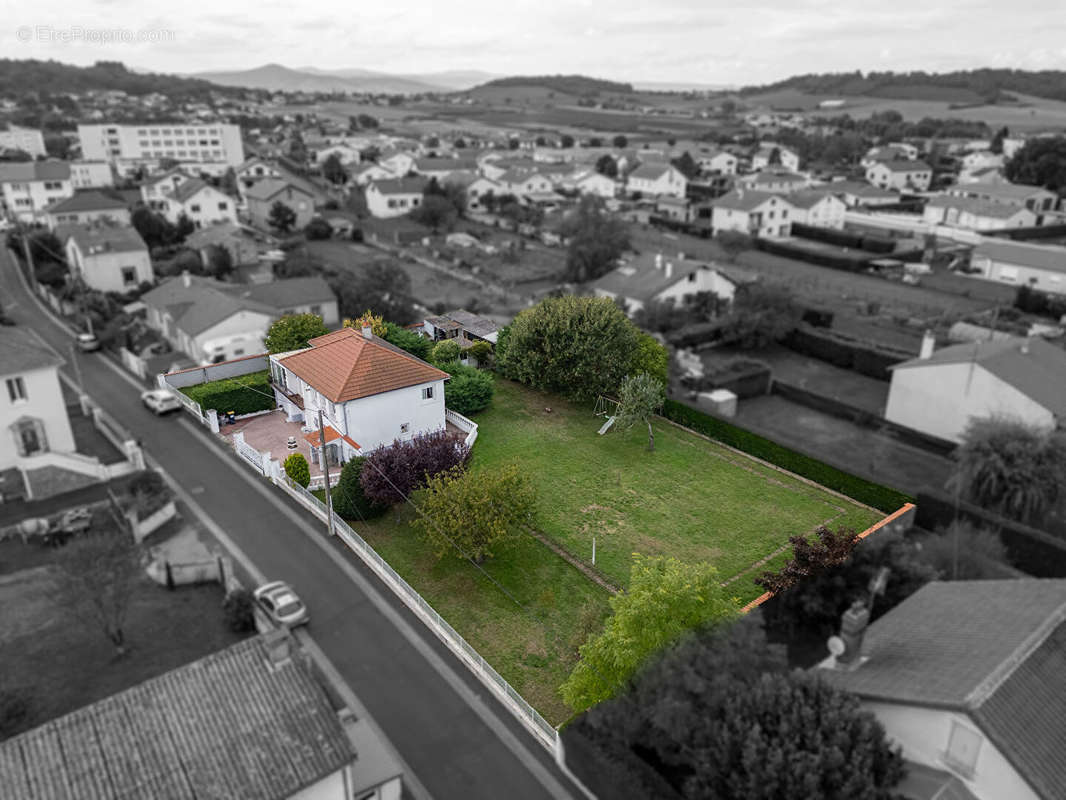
left=423, top=309, right=500, bottom=344
left=787, top=190, right=847, bottom=229
left=44, top=190, right=130, bottom=230
left=697, top=150, right=738, bottom=175
left=237, top=275, right=340, bottom=326
left=946, top=183, right=1059, bottom=215
left=831, top=181, right=901, bottom=208
left=751, top=144, right=800, bottom=172
left=591, top=253, right=743, bottom=314
left=961, top=151, right=1005, bottom=173
left=69, top=160, right=115, bottom=189
left=350, top=162, right=397, bottom=187
left=412, top=156, right=479, bottom=181
left=378, top=151, right=416, bottom=176
left=314, top=142, right=362, bottom=166
left=968, top=239, right=1066, bottom=295
left=711, top=189, right=795, bottom=237
left=958, top=165, right=1008, bottom=185
left=819, top=579, right=1066, bottom=800
left=0, top=326, right=75, bottom=473
left=626, top=163, right=687, bottom=199
left=365, top=177, right=427, bottom=219
left=159, top=177, right=238, bottom=228
left=463, top=176, right=503, bottom=211
left=0, top=160, right=74, bottom=222
left=0, top=633, right=403, bottom=800
left=885, top=335, right=1066, bottom=443
left=185, top=221, right=276, bottom=268
left=235, top=156, right=283, bottom=189
left=245, top=179, right=316, bottom=232
left=270, top=326, right=449, bottom=463
left=655, top=195, right=695, bottom=224
left=62, top=223, right=152, bottom=293
left=923, top=197, right=1037, bottom=231
left=497, top=169, right=554, bottom=197
left=0, top=124, right=46, bottom=157
left=140, top=167, right=193, bottom=213
left=861, top=144, right=917, bottom=168
left=866, top=160, right=933, bottom=192
left=571, top=170, right=618, bottom=199
left=736, top=170, right=809, bottom=194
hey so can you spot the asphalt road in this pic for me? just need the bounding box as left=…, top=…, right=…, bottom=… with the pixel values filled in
left=0, top=248, right=579, bottom=800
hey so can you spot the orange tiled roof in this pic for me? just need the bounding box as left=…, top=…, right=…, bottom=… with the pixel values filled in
left=282, top=327, right=447, bottom=403
left=303, top=425, right=360, bottom=450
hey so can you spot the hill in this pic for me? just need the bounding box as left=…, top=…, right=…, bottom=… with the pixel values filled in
left=192, top=63, right=446, bottom=95
left=738, top=69, right=1066, bottom=105
left=0, top=59, right=225, bottom=99
left=475, top=74, right=634, bottom=96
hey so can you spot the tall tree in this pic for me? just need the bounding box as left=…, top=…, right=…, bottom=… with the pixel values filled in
left=328, top=260, right=417, bottom=323
left=612, top=134, right=628, bottom=148
left=559, top=195, right=631, bottom=282
left=614, top=373, right=665, bottom=451
left=331, top=456, right=383, bottom=521
left=1004, top=136, right=1066, bottom=194
left=268, top=201, right=297, bottom=234
left=264, top=313, right=330, bottom=353
left=202, top=243, right=234, bottom=279
left=322, top=153, right=348, bottom=185
left=671, top=151, right=700, bottom=179
left=595, top=154, right=618, bottom=178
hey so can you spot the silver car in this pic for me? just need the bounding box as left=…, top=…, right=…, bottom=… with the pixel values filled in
left=253, top=581, right=310, bottom=628
left=140, top=389, right=182, bottom=415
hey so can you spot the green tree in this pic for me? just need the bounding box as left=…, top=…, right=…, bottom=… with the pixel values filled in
left=561, top=554, right=738, bottom=711
left=305, top=217, right=333, bottom=240
left=630, top=331, right=669, bottom=386
left=497, top=295, right=640, bottom=401
left=220, top=167, right=239, bottom=196
left=343, top=309, right=387, bottom=337
left=268, top=201, right=297, bottom=234
left=718, top=282, right=799, bottom=349
left=467, top=339, right=493, bottom=366
left=384, top=321, right=432, bottom=360
left=443, top=363, right=494, bottom=415
left=328, top=260, right=416, bottom=323
left=920, top=522, right=1011, bottom=581
left=429, top=338, right=461, bottom=365
left=202, top=243, right=234, bottom=278
left=715, top=230, right=754, bottom=262
left=560, top=134, right=575, bottom=148
left=671, top=151, right=699, bottom=179
left=414, top=463, right=537, bottom=563
left=284, top=452, right=311, bottom=488
left=322, top=153, right=348, bottom=185
left=1004, top=135, right=1066, bottom=193
left=131, top=206, right=178, bottom=249
left=174, top=212, right=195, bottom=242
left=949, top=416, right=1066, bottom=525
left=331, top=456, right=383, bottom=520
left=559, top=195, right=631, bottom=282
left=614, top=373, right=665, bottom=451
left=767, top=145, right=782, bottom=166
left=411, top=193, right=458, bottom=232
left=594, top=154, right=618, bottom=178
left=264, top=313, right=330, bottom=353
left=53, top=528, right=142, bottom=656
left=989, top=126, right=1009, bottom=155
left=612, top=134, right=628, bottom=148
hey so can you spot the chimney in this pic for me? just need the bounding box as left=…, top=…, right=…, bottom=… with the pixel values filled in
left=837, top=598, right=870, bottom=667
left=361, top=325, right=373, bottom=340
left=654, top=252, right=663, bottom=270
left=181, top=270, right=191, bottom=288
left=1021, top=336, right=1030, bottom=355
left=919, top=329, right=935, bottom=359
left=677, top=251, right=686, bottom=261
left=665, top=262, right=673, bottom=279
left=263, top=628, right=292, bottom=668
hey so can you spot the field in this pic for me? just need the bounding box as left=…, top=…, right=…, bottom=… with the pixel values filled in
left=334, top=379, right=885, bottom=722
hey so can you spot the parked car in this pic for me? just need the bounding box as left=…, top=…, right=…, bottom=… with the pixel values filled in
left=253, top=581, right=310, bottom=628
left=140, top=389, right=182, bottom=415
left=75, top=332, right=101, bottom=352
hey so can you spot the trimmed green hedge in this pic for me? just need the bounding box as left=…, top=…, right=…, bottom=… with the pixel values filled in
left=181, top=370, right=276, bottom=415
left=661, top=399, right=914, bottom=514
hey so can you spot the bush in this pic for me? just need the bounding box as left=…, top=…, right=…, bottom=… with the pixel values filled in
left=384, top=321, right=432, bottom=360
left=918, top=522, right=1013, bottom=580
left=223, top=588, right=256, bottom=633
left=305, top=217, right=334, bottom=240
left=467, top=339, right=493, bottom=365
left=331, top=457, right=383, bottom=521
left=443, top=363, right=494, bottom=415
left=180, top=370, right=276, bottom=415
left=662, top=398, right=913, bottom=513
left=430, top=339, right=462, bottom=365
left=360, top=429, right=471, bottom=506
left=284, top=452, right=311, bottom=487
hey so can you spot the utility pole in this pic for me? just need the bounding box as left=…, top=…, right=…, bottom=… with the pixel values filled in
left=317, top=408, right=335, bottom=537
left=68, top=343, right=85, bottom=392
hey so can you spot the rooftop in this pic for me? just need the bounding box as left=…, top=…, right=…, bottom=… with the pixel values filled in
left=873, top=159, right=932, bottom=174
left=628, top=162, right=678, bottom=181
left=592, top=253, right=735, bottom=303
left=236, top=276, right=335, bottom=308
left=953, top=182, right=1055, bottom=203
left=368, top=176, right=428, bottom=196
left=713, top=188, right=790, bottom=213
left=245, top=177, right=314, bottom=202
left=439, top=309, right=500, bottom=339
left=926, top=196, right=1031, bottom=219
left=0, top=635, right=354, bottom=800
left=43, top=190, right=128, bottom=215
left=279, top=327, right=448, bottom=403
left=0, top=326, right=63, bottom=377
left=142, top=275, right=277, bottom=336
left=0, top=160, right=71, bottom=183
left=62, top=223, right=148, bottom=256
left=170, top=177, right=214, bottom=204
left=972, top=239, right=1066, bottom=274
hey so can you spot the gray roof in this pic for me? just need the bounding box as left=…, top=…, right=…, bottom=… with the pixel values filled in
left=891, top=336, right=1066, bottom=417
left=442, top=309, right=500, bottom=338
left=44, top=191, right=128, bottom=215
left=926, top=196, right=1032, bottom=219
left=63, top=223, right=148, bottom=255
left=142, top=275, right=277, bottom=336
left=972, top=239, right=1066, bottom=274
left=170, top=177, right=214, bottom=204
left=592, top=255, right=735, bottom=304
left=0, top=326, right=63, bottom=376
left=629, top=163, right=677, bottom=181
left=786, top=189, right=842, bottom=209
left=238, top=276, right=336, bottom=308
left=245, top=178, right=313, bottom=203
left=831, top=181, right=899, bottom=200
left=713, top=188, right=789, bottom=213
left=369, top=176, right=428, bottom=196
left=953, top=182, right=1056, bottom=204
left=414, top=157, right=478, bottom=172
left=821, top=580, right=1066, bottom=800
left=872, top=159, right=932, bottom=173
left=0, top=160, right=71, bottom=183
left=0, top=636, right=354, bottom=800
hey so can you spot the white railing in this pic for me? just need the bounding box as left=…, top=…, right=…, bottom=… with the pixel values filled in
left=306, top=471, right=341, bottom=491
left=233, top=431, right=266, bottom=475
left=445, top=408, right=479, bottom=448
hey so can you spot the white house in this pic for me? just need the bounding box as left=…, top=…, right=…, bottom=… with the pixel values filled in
left=573, top=170, right=618, bottom=199
left=350, top=162, right=397, bottom=187
left=711, top=189, right=795, bottom=238
left=946, top=183, right=1058, bottom=215
left=751, top=144, right=800, bottom=173
left=697, top=150, right=738, bottom=176
left=968, top=239, right=1066, bottom=294
left=270, top=326, right=450, bottom=463
left=626, top=163, right=687, bottom=199
left=235, top=156, right=283, bottom=191
left=787, top=190, right=847, bottom=229
left=365, top=177, right=427, bottom=219
left=1, top=326, right=75, bottom=474
left=819, top=580, right=1066, bottom=800
left=830, top=181, right=901, bottom=208
left=77, top=122, right=244, bottom=174
left=162, top=178, right=238, bottom=228
left=0, top=125, right=46, bottom=158
left=378, top=152, right=416, bottom=177
left=923, top=197, right=1037, bottom=231
left=0, top=161, right=74, bottom=222
left=591, top=253, right=744, bottom=314
left=497, top=169, right=554, bottom=197
left=861, top=144, right=917, bottom=169
left=413, top=157, right=479, bottom=182
left=141, top=167, right=193, bottom=212
left=961, top=151, right=1005, bottom=174
left=63, top=223, right=153, bottom=293
left=736, top=170, right=810, bottom=194
left=884, top=334, right=1066, bottom=443
left=314, top=142, right=362, bottom=167
left=44, top=190, right=130, bottom=230
left=865, top=160, right=933, bottom=192
left=69, top=160, right=114, bottom=189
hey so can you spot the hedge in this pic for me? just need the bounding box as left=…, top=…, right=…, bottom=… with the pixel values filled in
left=180, top=370, right=276, bottom=415
left=783, top=326, right=908, bottom=382
left=661, top=398, right=914, bottom=513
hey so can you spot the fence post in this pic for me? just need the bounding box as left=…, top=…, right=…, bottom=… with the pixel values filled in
left=124, top=439, right=145, bottom=470
left=206, top=408, right=220, bottom=433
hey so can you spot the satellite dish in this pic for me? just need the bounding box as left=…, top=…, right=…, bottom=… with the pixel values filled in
left=827, top=636, right=846, bottom=657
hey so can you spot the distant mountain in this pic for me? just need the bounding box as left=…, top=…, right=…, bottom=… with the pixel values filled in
left=300, top=66, right=498, bottom=91
left=634, top=81, right=736, bottom=93
left=475, top=74, right=635, bottom=95
left=0, top=58, right=227, bottom=99
left=191, top=63, right=446, bottom=95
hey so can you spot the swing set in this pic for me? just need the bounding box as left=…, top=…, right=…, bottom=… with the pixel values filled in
left=593, top=395, right=619, bottom=435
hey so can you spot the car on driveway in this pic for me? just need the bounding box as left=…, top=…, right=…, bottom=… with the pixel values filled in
left=253, top=581, right=310, bottom=628
left=140, top=389, right=182, bottom=415
left=75, top=332, right=101, bottom=352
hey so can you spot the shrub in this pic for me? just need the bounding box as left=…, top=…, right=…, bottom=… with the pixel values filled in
left=284, top=453, right=311, bottom=487
left=181, top=370, right=276, bottom=415
left=360, top=429, right=470, bottom=506
left=757, top=525, right=860, bottom=596
left=384, top=321, right=432, bottom=360
left=919, top=522, right=1013, bottom=580
left=265, top=314, right=330, bottom=353
left=467, top=339, right=493, bottom=365
left=631, top=332, right=669, bottom=387
left=431, top=339, right=462, bottom=365
left=223, top=588, right=256, bottom=633
left=443, top=363, right=494, bottom=415
left=331, top=457, right=383, bottom=521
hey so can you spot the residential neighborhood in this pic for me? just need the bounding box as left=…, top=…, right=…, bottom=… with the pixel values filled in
left=3, top=14, right=1066, bottom=800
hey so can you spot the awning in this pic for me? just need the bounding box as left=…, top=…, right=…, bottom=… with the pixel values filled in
left=303, top=425, right=360, bottom=451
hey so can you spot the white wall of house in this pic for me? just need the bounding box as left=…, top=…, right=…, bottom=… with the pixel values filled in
left=343, top=379, right=447, bottom=452
left=1, top=364, right=76, bottom=471
left=923, top=204, right=1036, bottom=231
left=712, top=198, right=793, bottom=237
left=863, top=701, right=1038, bottom=800
left=0, top=126, right=46, bottom=157
left=272, top=298, right=340, bottom=327
left=629, top=166, right=687, bottom=199
left=70, top=161, right=114, bottom=189
left=366, top=187, right=422, bottom=218
left=78, top=123, right=244, bottom=166
left=699, top=153, right=737, bottom=175
left=288, top=767, right=401, bottom=800
left=885, top=361, right=1056, bottom=443
left=1, top=178, right=74, bottom=222
left=379, top=153, right=415, bottom=176
left=656, top=268, right=737, bottom=308
left=48, top=206, right=131, bottom=230
left=168, top=185, right=238, bottom=228
left=753, top=148, right=800, bottom=172
left=866, top=163, right=932, bottom=191
left=576, top=173, right=617, bottom=198
left=970, top=254, right=1066, bottom=295
left=793, top=196, right=846, bottom=229
left=66, top=240, right=153, bottom=294
left=193, top=310, right=275, bottom=365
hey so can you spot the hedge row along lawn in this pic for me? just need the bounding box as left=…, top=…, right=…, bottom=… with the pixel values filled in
left=179, top=370, right=276, bottom=416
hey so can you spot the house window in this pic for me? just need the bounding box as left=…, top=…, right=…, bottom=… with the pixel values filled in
left=12, top=417, right=46, bottom=456
left=422, top=386, right=434, bottom=400
left=7, top=377, right=27, bottom=403
left=310, top=305, right=322, bottom=316
left=944, top=720, right=982, bottom=776
left=190, top=204, right=201, bottom=213
left=400, top=422, right=410, bottom=433
left=121, top=267, right=138, bottom=287
left=218, top=202, right=228, bottom=211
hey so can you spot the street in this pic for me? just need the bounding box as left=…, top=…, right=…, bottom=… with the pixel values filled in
left=0, top=247, right=580, bottom=800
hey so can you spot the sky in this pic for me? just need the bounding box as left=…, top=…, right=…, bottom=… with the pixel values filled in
left=4, top=0, right=1066, bottom=86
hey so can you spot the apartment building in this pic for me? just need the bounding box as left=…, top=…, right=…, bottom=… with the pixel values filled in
left=77, top=123, right=245, bottom=174
left=0, top=125, right=46, bottom=158
left=0, top=161, right=74, bottom=223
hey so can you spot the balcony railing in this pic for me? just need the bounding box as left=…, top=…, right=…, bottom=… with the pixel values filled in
left=269, top=377, right=304, bottom=410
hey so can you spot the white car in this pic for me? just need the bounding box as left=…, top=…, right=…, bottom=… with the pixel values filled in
left=253, top=581, right=310, bottom=628
left=75, top=332, right=101, bottom=352
left=140, top=389, right=182, bottom=415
